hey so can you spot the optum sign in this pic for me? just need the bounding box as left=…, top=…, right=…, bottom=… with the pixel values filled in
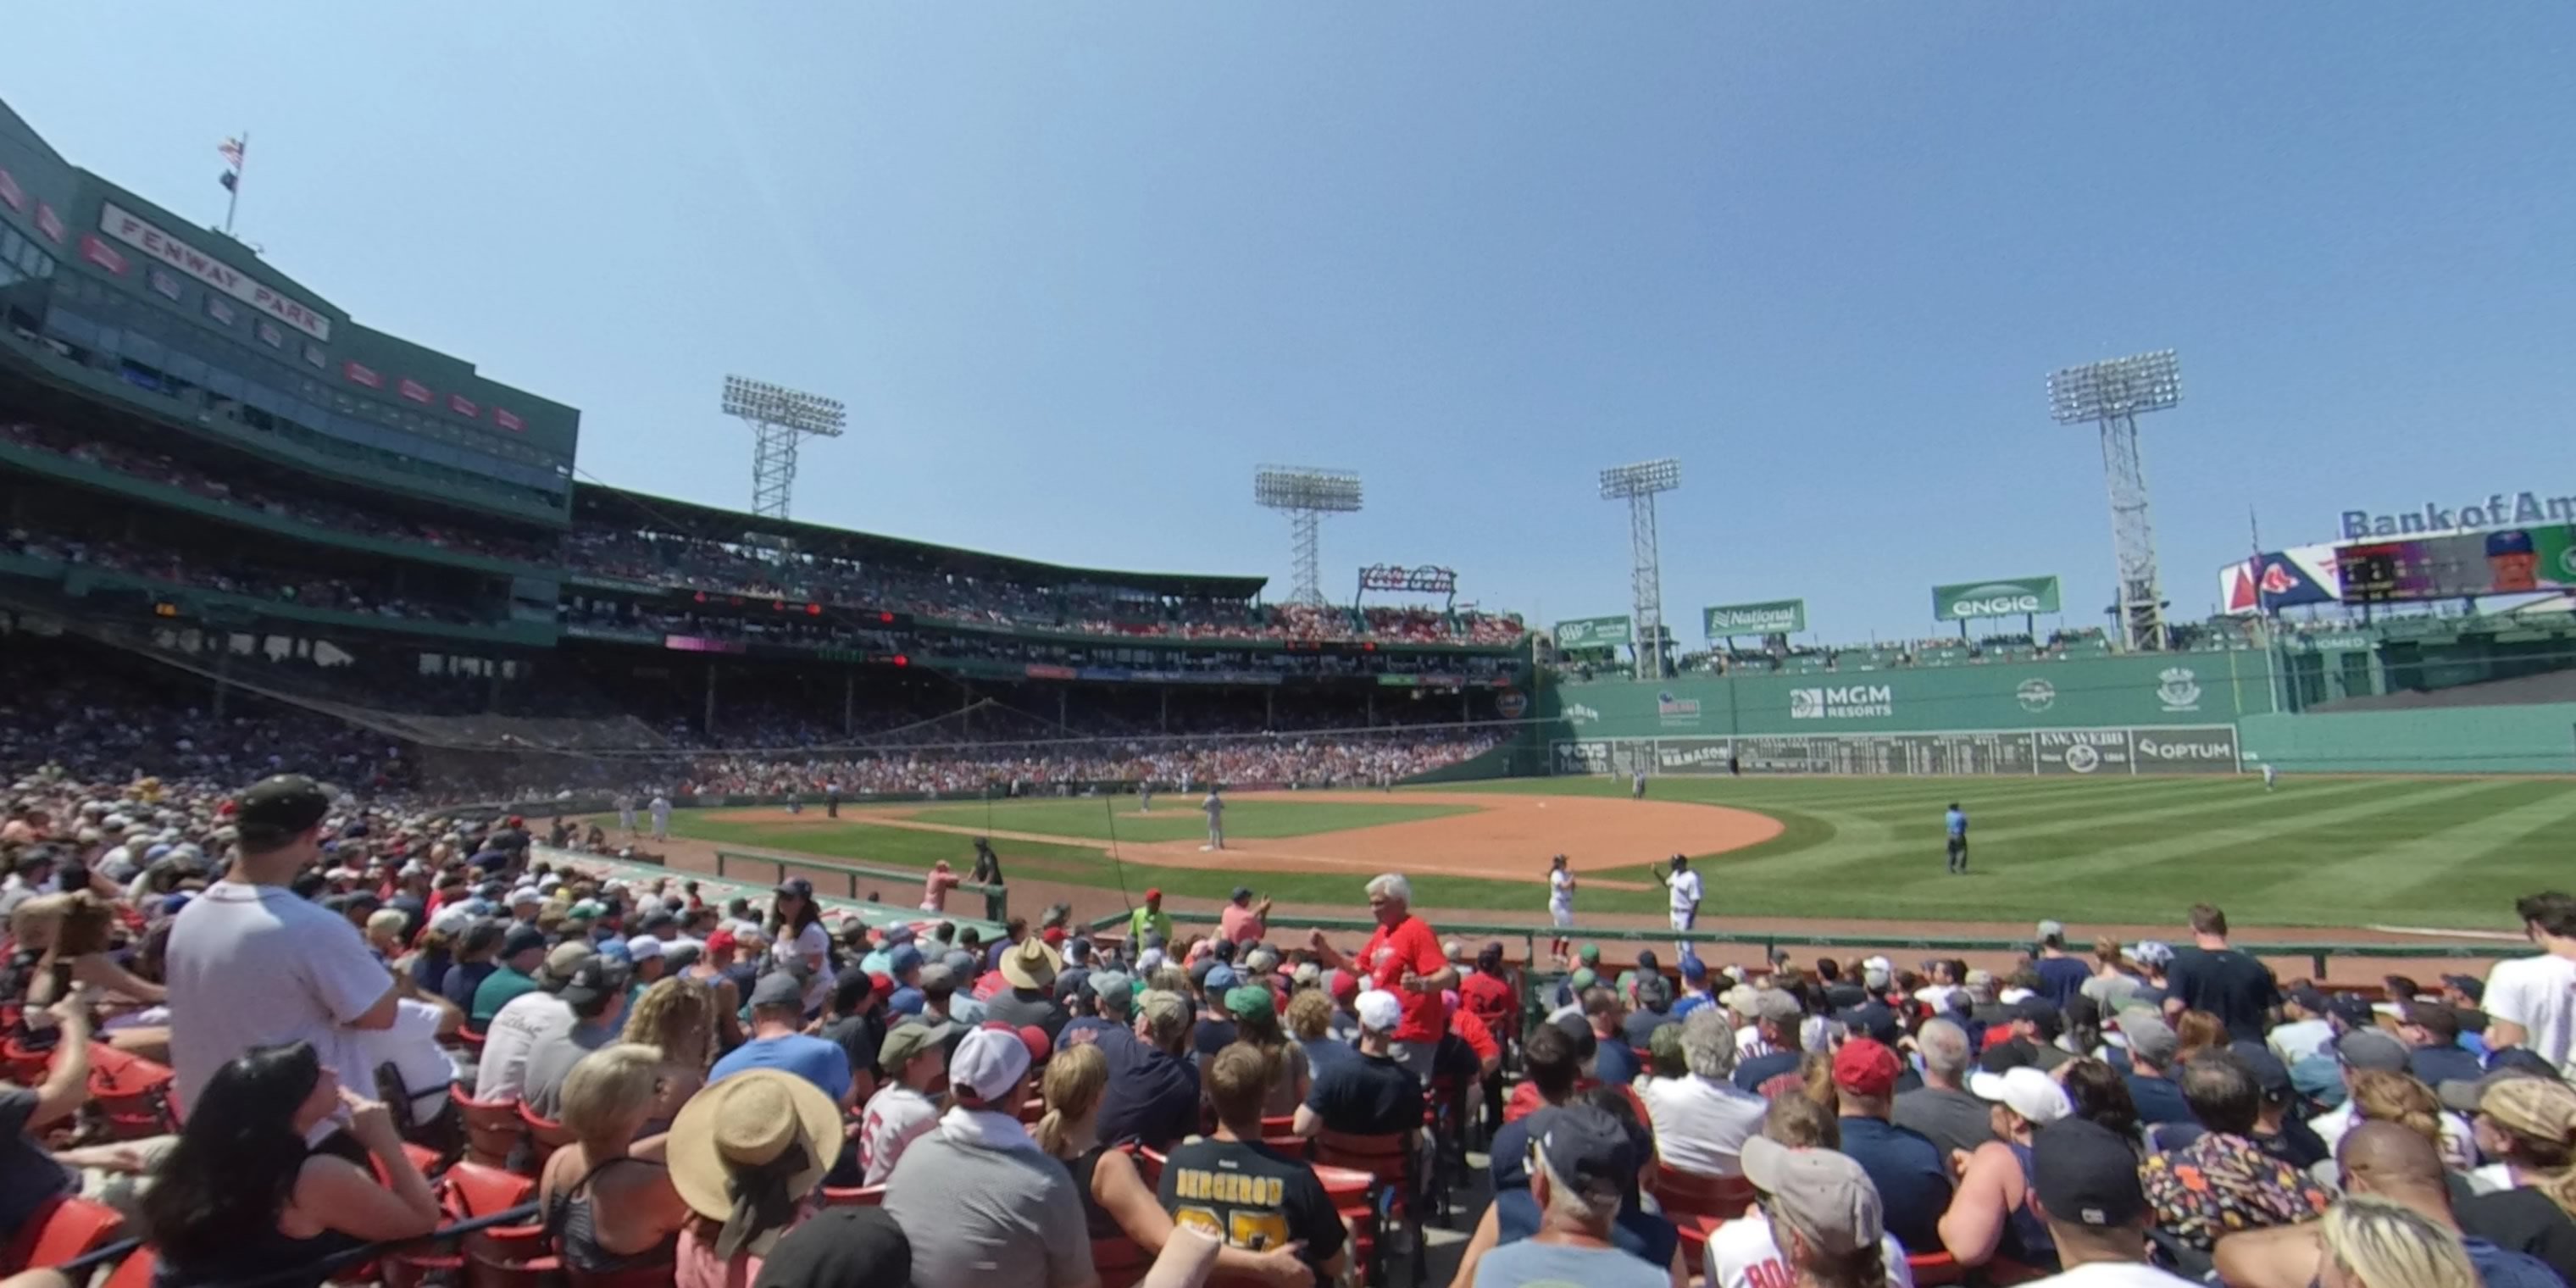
left=1932, top=575, right=2062, bottom=622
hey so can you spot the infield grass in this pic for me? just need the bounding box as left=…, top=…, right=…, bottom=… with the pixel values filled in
left=648, top=774, right=2569, bottom=930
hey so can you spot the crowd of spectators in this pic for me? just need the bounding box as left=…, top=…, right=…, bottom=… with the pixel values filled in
left=0, top=751, right=2571, bottom=1288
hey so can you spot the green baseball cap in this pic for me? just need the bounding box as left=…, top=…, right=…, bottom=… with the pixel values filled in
left=1224, top=984, right=1276, bottom=1019
left=1578, top=944, right=1602, bottom=965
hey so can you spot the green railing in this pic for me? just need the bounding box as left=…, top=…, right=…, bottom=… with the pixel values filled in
left=717, top=847, right=1008, bottom=924
left=1082, top=912, right=2529, bottom=984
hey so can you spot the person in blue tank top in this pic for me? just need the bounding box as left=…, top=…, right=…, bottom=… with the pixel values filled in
left=1939, top=1065, right=2074, bottom=1275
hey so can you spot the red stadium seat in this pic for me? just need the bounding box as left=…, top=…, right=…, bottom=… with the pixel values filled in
left=4, top=1194, right=125, bottom=1273
left=1908, top=1252, right=1966, bottom=1285
left=516, top=1102, right=575, bottom=1173
left=1653, top=1163, right=1757, bottom=1274
left=820, top=1185, right=886, bottom=1208
left=453, top=1086, right=526, bottom=1171
left=1093, top=1235, right=1152, bottom=1288
left=100, top=1247, right=158, bottom=1288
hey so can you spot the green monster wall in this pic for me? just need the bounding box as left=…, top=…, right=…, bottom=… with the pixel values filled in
left=2239, top=705, right=2576, bottom=774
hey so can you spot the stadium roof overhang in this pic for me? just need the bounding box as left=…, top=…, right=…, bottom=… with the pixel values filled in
left=571, top=483, right=1269, bottom=600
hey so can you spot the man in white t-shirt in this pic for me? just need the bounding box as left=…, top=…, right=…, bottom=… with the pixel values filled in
left=165, top=774, right=400, bottom=1116
left=2482, top=891, right=2576, bottom=1074
left=348, top=997, right=463, bottom=1133
left=1705, top=1136, right=1913, bottom=1288
left=1546, top=854, right=1576, bottom=961
left=856, top=1020, right=954, bottom=1184
left=1641, top=1010, right=1769, bottom=1180
left=472, top=942, right=591, bottom=1102
left=1655, top=853, right=1704, bottom=960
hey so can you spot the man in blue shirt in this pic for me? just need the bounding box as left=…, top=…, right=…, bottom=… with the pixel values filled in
left=1945, top=803, right=1969, bottom=874
left=2118, top=1012, right=2197, bottom=1127
left=710, top=972, right=855, bottom=1108
left=1829, top=1036, right=1951, bottom=1253
left=1731, top=991, right=1807, bottom=1096
left=2033, top=920, right=2092, bottom=1008
left=2398, top=1002, right=2484, bottom=1088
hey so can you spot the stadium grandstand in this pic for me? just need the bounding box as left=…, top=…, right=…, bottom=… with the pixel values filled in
left=3, top=62, right=2575, bottom=1288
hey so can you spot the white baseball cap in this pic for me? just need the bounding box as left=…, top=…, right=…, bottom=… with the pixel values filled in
left=1969, top=1066, right=2073, bottom=1126
left=625, top=934, right=666, bottom=962
left=1356, top=989, right=1404, bottom=1033
left=948, top=1026, right=1031, bottom=1103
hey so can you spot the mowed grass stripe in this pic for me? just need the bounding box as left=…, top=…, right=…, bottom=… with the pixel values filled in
left=2285, top=782, right=2576, bottom=905
left=1826, top=779, right=2284, bottom=828
left=1708, top=778, right=2397, bottom=880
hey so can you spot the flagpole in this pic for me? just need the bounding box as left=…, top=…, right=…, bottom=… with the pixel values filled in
left=221, top=131, right=247, bottom=237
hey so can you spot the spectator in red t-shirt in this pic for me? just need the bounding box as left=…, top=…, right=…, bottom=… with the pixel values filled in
left=1307, top=873, right=1454, bottom=1081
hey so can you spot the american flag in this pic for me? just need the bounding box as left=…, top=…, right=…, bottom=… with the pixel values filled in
left=218, top=137, right=246, bottom=169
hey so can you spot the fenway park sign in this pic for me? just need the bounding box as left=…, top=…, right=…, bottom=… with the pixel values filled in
left=97, top=202, right=332, bottom=341
left=1358, top=564, right=1457, bottom=595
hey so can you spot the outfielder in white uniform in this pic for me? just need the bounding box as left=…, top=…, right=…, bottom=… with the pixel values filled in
left=1139, top=782, right=1153, bottom=813
left=1655, top=853, right=1702, bottom=960
left=648, top=792, right=672, bottom=841
left=616, top=793, right=638, bottom=836
left=2262, top=763, right=2278, bottom=791
left=1546, top=854, right=1577, bottom=960
left=1201, top=787, right=1224, bottom=852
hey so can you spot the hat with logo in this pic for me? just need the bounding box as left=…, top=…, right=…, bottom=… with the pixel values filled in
left=947, top=1026, right=1032, bottom=1104
left=1970, top=1066, right=2074, bottom=1126
left=1527, top=1104, right=1639, bottom=1207
left=560, top=958, right=633, bottom=1008
left=876, top=1020, right=957, bottom=1074
left=1832, top=1038, right=1901, bottom=1097
left=2032, top=1118, right=2148, bottom=1228
left=1740, top=1137, right=1884, bottom=1256
left=235, top=774, right=331, bottom=843
left=1356, top=989, right=1403, bottom=1033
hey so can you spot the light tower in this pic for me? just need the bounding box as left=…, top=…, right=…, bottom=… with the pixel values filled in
left=1253, top=465, right=1363, bottom=606
left=723, top=375, right=847, bottom=520
left=2049, top=350, right=2181, bottom=652
left=1599, top=458, right=1681, bottom=680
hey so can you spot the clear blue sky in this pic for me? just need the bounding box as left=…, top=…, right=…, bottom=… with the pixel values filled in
left=10, top=4, right=2572, bottom=642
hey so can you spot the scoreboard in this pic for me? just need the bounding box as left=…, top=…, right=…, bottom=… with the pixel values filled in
left=1561, top=725, right=2240, bottom=778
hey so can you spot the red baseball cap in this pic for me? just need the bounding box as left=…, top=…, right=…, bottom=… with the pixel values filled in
left=983, top=1020, right=1052, bottom=1065
left=1145, top=888, right=1163, bottom=902
left=1042, top=926, right=1067, bottom=946
left=704, top=929, right=736, bottom=956
left=1832, top=1037, right=1901, bottom=1097
left=867, top=973, right=895, bottom=998
left=1329, top=969, right=1362, bottom=1003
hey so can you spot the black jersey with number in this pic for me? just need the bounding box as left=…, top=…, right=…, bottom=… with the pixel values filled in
left=1158, top=1138, right=1346, bottom=1274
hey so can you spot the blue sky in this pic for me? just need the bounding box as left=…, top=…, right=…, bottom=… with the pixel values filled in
left=9, top=4, right=2572, bottom=642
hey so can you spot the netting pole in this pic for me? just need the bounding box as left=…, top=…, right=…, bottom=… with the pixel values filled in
left=705, top=665, right=718, bottom=737
left=843, top=674, right=854, bottom=737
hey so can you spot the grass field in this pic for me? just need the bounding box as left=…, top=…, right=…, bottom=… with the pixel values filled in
left=898, top=797, right=1474, bottom=843
left=653, top=774, right=2573, bottom=930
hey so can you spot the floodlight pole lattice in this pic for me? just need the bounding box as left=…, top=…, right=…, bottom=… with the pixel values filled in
left=2049, top=351, right=2181, bottom=652
left=1600, top=458, right=1680, bottom=681
left=1252, top=466, right=1363, bottom=607
left=723, top=375, right=847, bottom=521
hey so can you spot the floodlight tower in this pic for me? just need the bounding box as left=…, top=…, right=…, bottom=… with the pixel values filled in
left=2048, top=350, right=2182, bottom=652
left=1253, top=465, right=1363, bottom=605
left=1599, top=458, right=1681, bottom=680
left=723, top=375, right=847, bottom=520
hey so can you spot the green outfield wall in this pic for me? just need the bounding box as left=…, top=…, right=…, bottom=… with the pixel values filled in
left=2239, top=704, right=2576, bottom=774
left=1548, top=653, right=2279, bottom=739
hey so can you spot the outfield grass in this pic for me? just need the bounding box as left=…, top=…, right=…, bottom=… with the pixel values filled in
left=895, top=797, right=1473, bottom=844
left=654, top=774, right=2570, bottom=930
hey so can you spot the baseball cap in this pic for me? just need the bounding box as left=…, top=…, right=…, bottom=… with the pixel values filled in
left=1635, top=974, right=1674, bottom=1009
left=705, top=929, right=737, bottom=956
left=1230, top=886, right=1253, bottom=902
left=2448, top=1071, right=2576, bottom=1139
left=948, top=1026, right=1031, bottom=1104
left=750, top=973, right=807, bottom=1010
left=2230, top=1041, right=2294, bottom=1101
left=234, top=774, right=330, bottom=841
left=1832, top=1038, right=1901, bottom=1097
left=624, top=934, right=665, bottom=963
left=1356, top=989, right=1403, bottom=1033
left=1679, top=953, right=1707, bottom=981
left=2036, top=919, right=2066, bottom=941
left=502, top=924, right=549, bottom=958
left=2288, top=985, right=2330, bottom=1014
left=1089, top=970, right=1134, bottom=1008
left=1970, top=1066, right=2074, bottom=1125
left=2120, top=1013, right=2180, bottom=1066
left=2440, top=974, right=2486, bottom=1005
left=560, top=958, right=633, bottom=1008
left=1754, top=990, right=1802, bottom=1023
left=1740, top=1137, right=1883, bottom=1256
left=1143, top=887, right=1162, bottom=902
left=2031, top=1118, right=2148, bottom=1228
left=749, top=1206, right=910, bottom=1288
left=2326, top=993, right=2378, bottom=1029
left=2129, top=941, right=2174, bottom=969
left=1569, top=968, right=1598, bottom=994
left=1224, top=985, right=1276, bottom=1020
left=876, top=1020, right=957, bottom=1073
left=888, top=945, right=924, bottom=976
left=1578, top=944, right=1601, bottom=965
left=1528, top=1105, right=1638, bottom=1207
left=541, top=941, right=596, bottom=986
left=2335, top=1030, right=2409, bottom=1073
left=774, top=878, right=813, bottom=899
left=1207, top=965, right=1240, bottom=992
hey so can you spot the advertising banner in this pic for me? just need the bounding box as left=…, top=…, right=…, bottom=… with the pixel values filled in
left=1704, top=599, right=1807, bottom=636
left=1550, top=726, right=2240, bottom=777
left=1932, top=575, right=2062, bottom=621
left=2219, top=546, right=2342, bottom=615
left=1654, top=738, right=1735, bottom=773
left=2132, top=727, right=2243, bottom=774
left=2035, top=729, right=2133, bottom=776
left=1554, top=616, right=1633, bottom=649
left=2336, top=523, right=2576, bottom=604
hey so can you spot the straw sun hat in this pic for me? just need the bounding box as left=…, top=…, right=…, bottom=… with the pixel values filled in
left=667, top=1069, right=845, bottom=1257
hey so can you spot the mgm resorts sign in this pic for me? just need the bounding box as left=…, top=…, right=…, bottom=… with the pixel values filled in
left=2340, top=491, right=2576, bottom=539
left=1790, top=684, right=1894, bottom=719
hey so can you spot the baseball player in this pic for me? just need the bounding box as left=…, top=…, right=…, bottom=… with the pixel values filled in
left=1653, top=853, right=1702, bottom=959
left=616, top=792, right=637, bottom=836
left=1138, top=781, right=1153, bottom=814
left=2262, top=762, right=2278, bottom=792
left=1546, top=854, right=1577, bottom=960
left=826, top=780, right=841, bottom=818
left=1201, top=786, right=1225, bottom=852
left=1944, top=802, right=1969, bottom=874
left=649, top=791, right=672, bottom=841
left=1631, top=768, right=1648, bottom=802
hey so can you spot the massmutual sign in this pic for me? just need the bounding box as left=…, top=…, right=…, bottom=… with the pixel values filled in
left=2339, top=491, right=2576, bottom=539
left=1931, top=575, right=2061, bottom=622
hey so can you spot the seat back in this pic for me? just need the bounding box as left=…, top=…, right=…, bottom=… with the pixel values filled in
left=454, top=1088, right=527, bottom=1170
left=445, top=1161, right=538, bottom=1219
left=1651, top=1164, right=1756, bottom=1222
left=1093, top=1235, right=1151, bottom=1288
left=820, top=1185, right=887, bottom=1208
left=1312, top=1130, right=1408, bottom=1188
left=11, top=1195, right=126, bottom=1270
left=100, top=1246, right=158, bottom=1288
left=1907, top=1252, right=1965, bottom=1286
left=516, top=1103, right=575, bottom=1170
